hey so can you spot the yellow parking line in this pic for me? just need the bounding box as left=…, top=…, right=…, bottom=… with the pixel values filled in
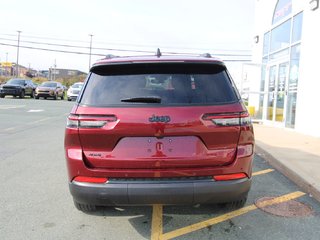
left=252, top=168, right=274, bottom=176
left=151, top=204, right=163, bottom=240
left=160, top=191, right=305, bottom=240
left=150, top=168, right=278, bottom=240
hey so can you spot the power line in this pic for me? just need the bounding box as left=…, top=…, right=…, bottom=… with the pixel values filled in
left=0, top=42, right=105, bottom=56
left=0, top=32, right=252, bottom=54
left=0, top=41, right=253, bottom=60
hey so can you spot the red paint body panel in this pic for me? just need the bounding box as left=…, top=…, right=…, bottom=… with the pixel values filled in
left=65, top=104, right=254, bottom=180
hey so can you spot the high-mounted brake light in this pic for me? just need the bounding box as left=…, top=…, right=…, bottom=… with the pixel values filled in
left=202, top=112, right=251, bottom=126
left=213, top=173, right=247, bottom=181
left=73, top=176, right=108, bottom=184
left=66, top=114, right=117, bottom=129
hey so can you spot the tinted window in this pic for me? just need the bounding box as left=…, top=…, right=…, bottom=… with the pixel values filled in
left=80, top=67, right=238, bottom=107
left=41, top=82, right=57, bottom=87
left=7, top=79, right=25, bottom=85
left=72, top=83, right=83, bottom=89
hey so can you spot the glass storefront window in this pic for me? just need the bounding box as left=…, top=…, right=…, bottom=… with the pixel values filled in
left=269, top=48, right=289, bottom=60
left=263, top=32, right=270, bottom=56
left=267, top=65, right=277, bottom=120
left=260, top=0, right=302, bottom=127
left=272, top=0, right=292, bottom=25
left=285, top=44, right=300, bottom=128
left=285, top=92, right=297, bottom=128
left=292, top=12, right=303, bottom=43
left=260, top=57, right=268, bottom=92
left=270, top=19, right=291, bottom=52
left=289, top=44, right=301, bottom=91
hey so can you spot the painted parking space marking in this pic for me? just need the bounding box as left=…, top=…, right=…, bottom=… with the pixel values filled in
left=151, top=204, right=163, bottom=240
left=0, top=105, right=25, bottom=110
left=27, top=117, right=52, bottom=125
left=252, top=168, right=274, bottom=176
left=3, top=127, right=15, bottom=132
left=160, top=191, right=305, bottom=240
left=150, top=168, right=276, bottom=240
left=27, top=109, right=44, bottom=113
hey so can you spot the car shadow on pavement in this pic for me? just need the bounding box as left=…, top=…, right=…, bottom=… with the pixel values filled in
left=81, top=204, right=233, bottom=239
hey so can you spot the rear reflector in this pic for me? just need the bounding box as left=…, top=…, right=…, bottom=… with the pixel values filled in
left=73, top=176, right=108, bottom=184
left=237, top=144, right=253, bottom=158
left=67, top=148, right=82, bottom=160
left=213, top=173, right=247, bottom=181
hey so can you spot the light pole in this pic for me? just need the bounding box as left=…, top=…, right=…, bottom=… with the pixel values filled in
left=88, top=34, right=93, bottom=71
left=5, top=52, right=8, bottom=76
left=16, top=30, right=21, bottom=77
left=53, top=59, right=56, bottom=81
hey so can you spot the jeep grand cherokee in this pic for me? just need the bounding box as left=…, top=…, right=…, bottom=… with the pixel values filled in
left=64, top=53, right=254, bottom=211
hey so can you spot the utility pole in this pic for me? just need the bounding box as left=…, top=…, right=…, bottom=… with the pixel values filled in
left=16, top=30, right=21, bottom=77
left=53, top=59, right=56, bottom=81
left=6, top=52, right=8, bottom=76
left=88, top=34, right=93, bottom=71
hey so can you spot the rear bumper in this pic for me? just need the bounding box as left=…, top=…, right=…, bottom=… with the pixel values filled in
left=69, top=178, right=251, bottom=206
left=67, top=95, right=78, bottom=100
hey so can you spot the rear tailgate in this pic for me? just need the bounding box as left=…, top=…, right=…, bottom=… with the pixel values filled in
left=75, top=104, right=244, bottom=169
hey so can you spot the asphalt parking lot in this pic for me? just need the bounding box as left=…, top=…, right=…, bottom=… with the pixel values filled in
left=1, top=98, right=320, bottom=240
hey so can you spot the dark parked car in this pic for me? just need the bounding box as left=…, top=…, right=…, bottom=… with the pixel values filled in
left=64, top=52, right=255, bottom=212
left=35, top=81, right=65, bottom=100
left=0, top=78, right=36, bottom=98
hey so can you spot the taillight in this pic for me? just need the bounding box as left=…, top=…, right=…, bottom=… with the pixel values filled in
left=73, top=176, right=108, bottom=184
left=66, top=114, right=117, bottom=129
left=213, top=173, right=247, bottom=181
left=202, top=112, right=251, bottom=126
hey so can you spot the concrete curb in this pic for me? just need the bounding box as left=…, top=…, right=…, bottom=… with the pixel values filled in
left=255, top=145, right=320, bottom=203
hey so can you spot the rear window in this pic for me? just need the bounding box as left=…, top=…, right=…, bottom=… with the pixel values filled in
left=80, top=63, right=239, bottom=107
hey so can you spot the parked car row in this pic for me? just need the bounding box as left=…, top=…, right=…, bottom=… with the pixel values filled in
left=0, top=78, right=83, bottom=101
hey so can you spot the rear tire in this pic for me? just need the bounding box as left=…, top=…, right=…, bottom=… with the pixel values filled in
left=0, top=94, right=4, bottom=98
left=30, top=90, right=35, bottom=98
left=74, top=200, right=97, bottom=212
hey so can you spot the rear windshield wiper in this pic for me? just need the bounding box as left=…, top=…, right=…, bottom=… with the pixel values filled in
left=120, top=96, right=161, bottom=103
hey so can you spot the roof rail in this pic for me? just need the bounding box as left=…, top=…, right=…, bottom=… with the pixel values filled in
left=201, top=53, right=212, bottom=58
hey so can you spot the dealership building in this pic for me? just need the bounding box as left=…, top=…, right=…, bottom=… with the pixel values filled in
left=244, top=0, right=320, bottom=137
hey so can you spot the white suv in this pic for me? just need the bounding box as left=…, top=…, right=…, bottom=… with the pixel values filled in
left=67, top=82, right=84, bottom=101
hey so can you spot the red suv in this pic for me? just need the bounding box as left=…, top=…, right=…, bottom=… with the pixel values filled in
left=64, top=53, right=254, bottom=211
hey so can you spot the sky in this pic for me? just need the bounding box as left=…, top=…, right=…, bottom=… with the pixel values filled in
left=0, top=0, right=255, bottom=73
